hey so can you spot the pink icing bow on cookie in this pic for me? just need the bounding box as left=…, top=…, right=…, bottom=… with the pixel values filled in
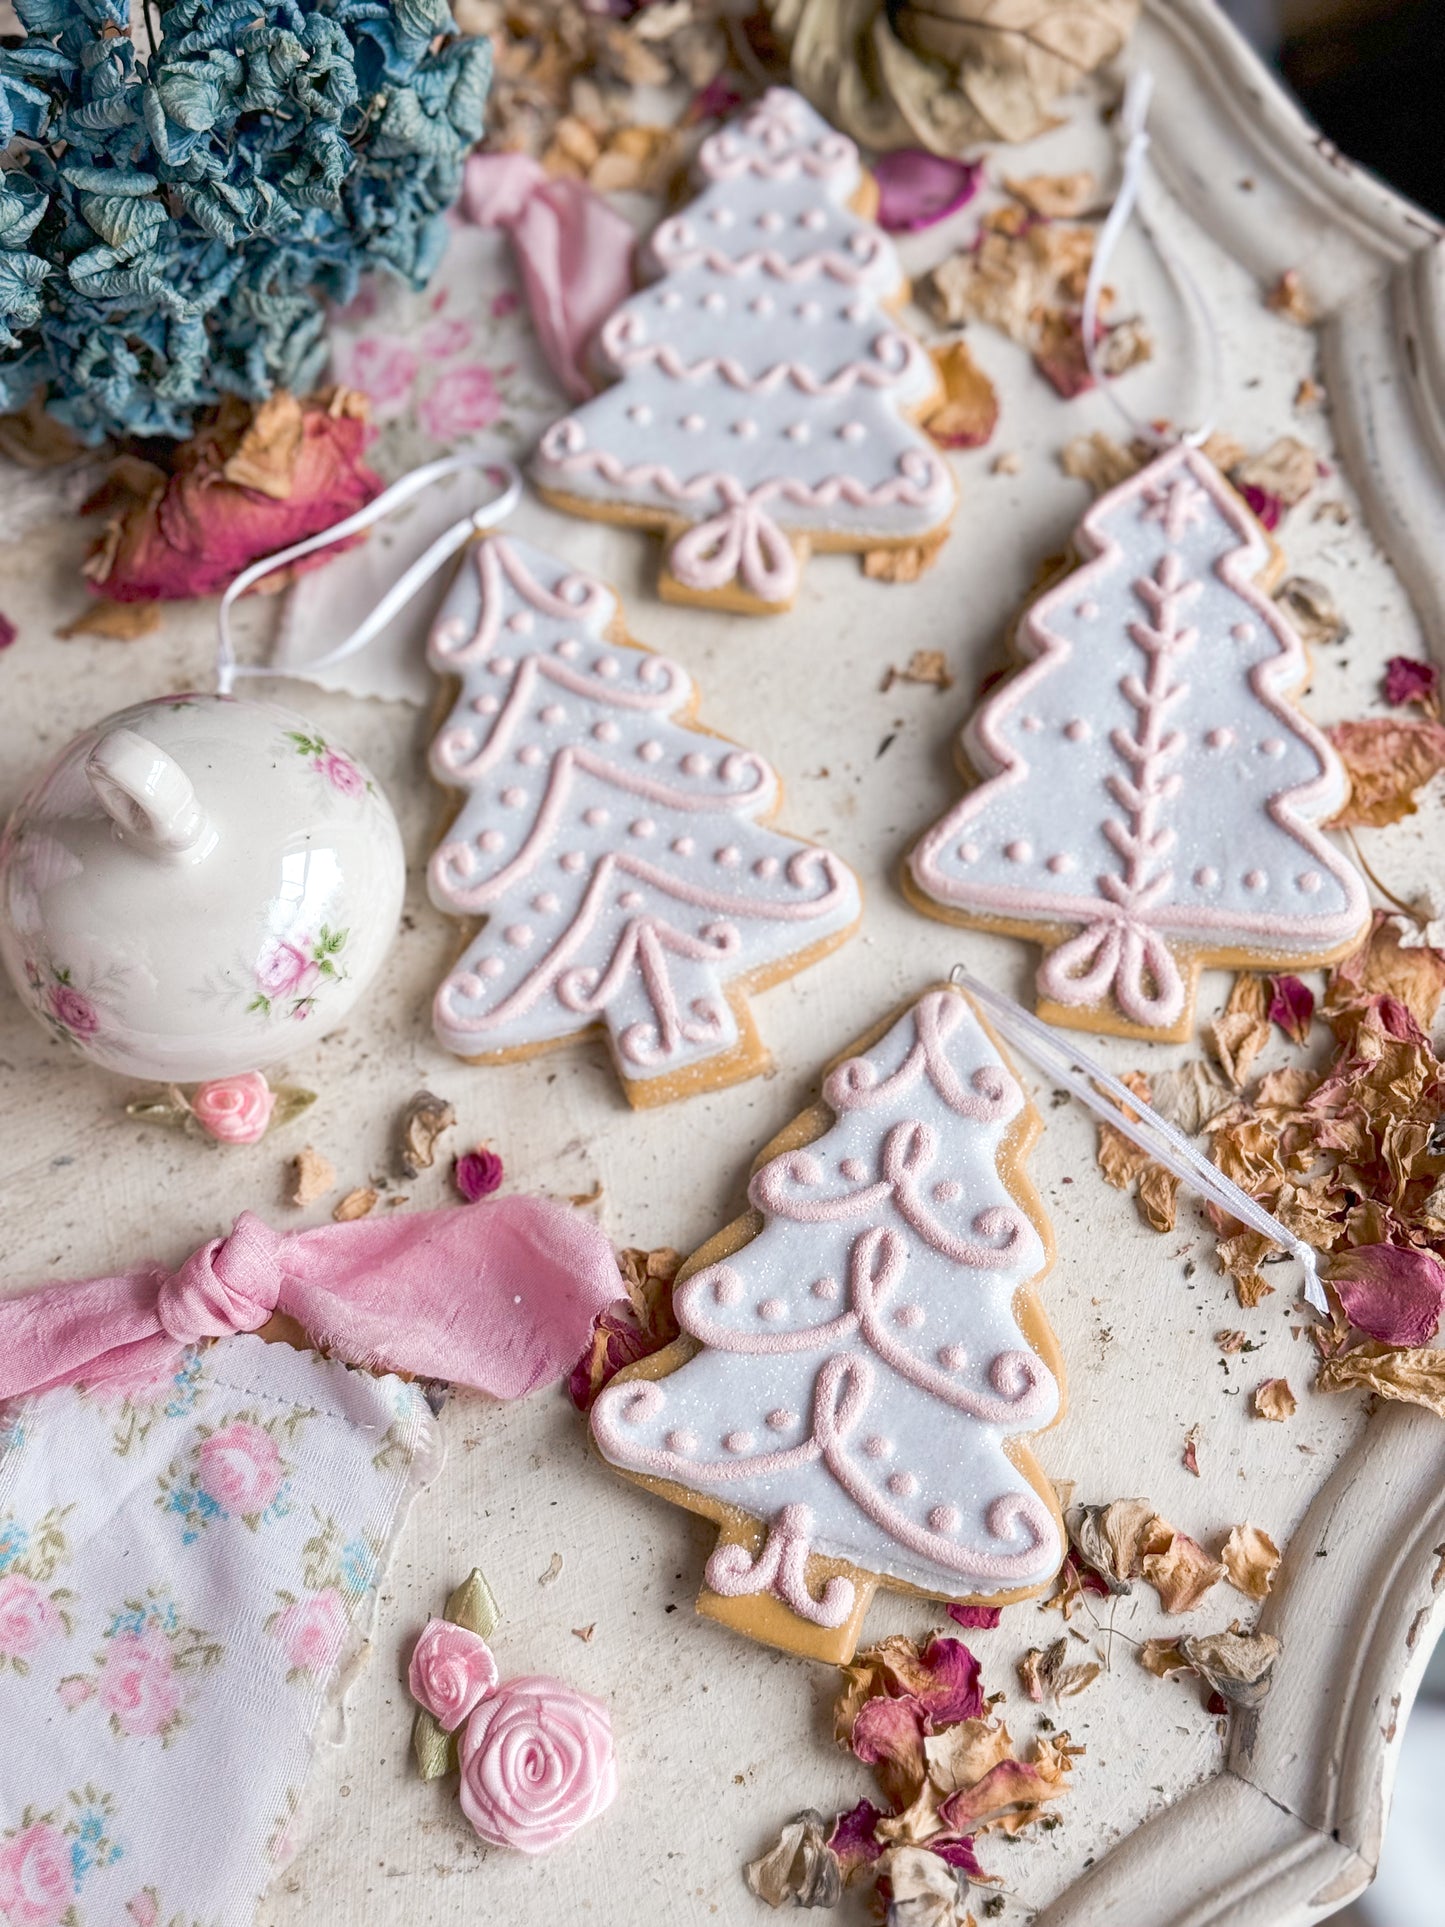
left=670, top=497, right=799, bottom=605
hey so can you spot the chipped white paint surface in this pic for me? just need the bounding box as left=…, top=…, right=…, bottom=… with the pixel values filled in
left=1, top=3, right=1444, bottom=1922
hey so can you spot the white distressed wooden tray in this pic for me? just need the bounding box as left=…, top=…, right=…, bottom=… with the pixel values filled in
left=3, top=3, right=1445, bottom=1922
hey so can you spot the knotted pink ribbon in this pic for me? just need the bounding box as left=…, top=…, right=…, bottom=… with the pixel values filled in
left=0, top=1197, right=619, bottom=1406
left=465, top=152, right=635, bottom=403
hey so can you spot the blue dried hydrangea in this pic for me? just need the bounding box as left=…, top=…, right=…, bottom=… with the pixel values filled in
left=0, top=0, right=491, bottom=442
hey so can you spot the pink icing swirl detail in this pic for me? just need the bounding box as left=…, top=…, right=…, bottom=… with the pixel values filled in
left=823, top=989, right=1018, bottom=1122
left=705, top=1503, right=855, bottom=1628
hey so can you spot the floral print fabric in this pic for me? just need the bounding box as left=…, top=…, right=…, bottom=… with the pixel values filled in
left=0, top=1337, right=438, bottom=1927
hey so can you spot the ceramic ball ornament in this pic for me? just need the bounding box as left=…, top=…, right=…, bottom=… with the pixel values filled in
left=0, top=692, right=405, bottom=1082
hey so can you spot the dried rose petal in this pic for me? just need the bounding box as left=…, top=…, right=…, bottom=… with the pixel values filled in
left=945, top=1604, right=1001, bottom=1629
left=923, top=337, right=998, bottom=449
left=872, top=150, right=983, bottom=233
left=1383, top=656, right=1440, bottom=710
left=929, top=1835, right=985, bottom=1876
left=1235, top=481, right=1282, bottom=531
left=1327, top=718, right=1445, bottom=828
left=454, top=1148, right=504, bottom=1202
left=1267, top=974, right=1315, bottom=1046
left=0, top=613, right=16, bottom=651
left=1330, top=1244, right=1445, bottom=1347
left=850, top=1695, right=928, bottom=1810
left=827, top=1799, right=885, bottom=1881
left=1254, top=1377, right=1296, bottom=1421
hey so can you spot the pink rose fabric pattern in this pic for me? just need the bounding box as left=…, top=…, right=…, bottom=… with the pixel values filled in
left=0, top=1336, right=439, bottom=1927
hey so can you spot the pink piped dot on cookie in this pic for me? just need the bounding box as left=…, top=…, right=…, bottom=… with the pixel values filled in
left=560, top=851, right=586, bottom=872
left=681, top=412, right=706, bottom=432
left=811, top=1276, right=839, bottom=1301
left=517, top=744, right=543, bottom=767
left=749, top=294, right=775, bottom=317
left=1018, top=713, right=1043, bottom=734
left=638, top=740, right=664, bottom=762
left=757, top=210, right=784, bottom=232
left=723, top=1431, right=754, bottom=1454
left=758, top=1298, right=787, bottom=1321
left=1232, top=621, right=1256, bottom=642
left=732, top=418, right=758, bottom=439
left=1244, top=869, right=1268, bottom=891
left=766, top=1409, right=797, bottom=1431
left=785, top=422, right=811, bottom=443
left=1297, top=870, right=1323, bottom=893
left=618, top=889, right=643, bottom=909
left=710, top=206, right=735, bottom=229
left=681, top=751, right=711, bottom=776
left=555, top=637, right=582, bottom=659
left=504, top=924, right=533, bottom=948
left=592, top=720, right=620, bottom=744
left=932, top=1179, right=962, bottom=1203
left=472, top=693, right=499, bottom=715
left=583, top=806, right=609, bottom=827
left=629, top=818, right=655, bottom=838
left=664, top=1429, right=697, bottom=1453
left=1206, top=727, right=1235, bottom=750
left=1259, top=737, right=1286, bottom=757
left=1076, top=599, right=1100, bottom=619
left=1047, top=853, right=1076, bottom=874
left=1063, top=718, right=1090, bottom=742
left=838, top=421, right=866, bottom=442
left=540, top=704, right=565, bottom=725
left=863, top=1435, right=892, bottom=1461
left=799, top=207, right=827, bottom=231
left=842, top=300, right=868, bottom=323
left=595, top=656, right=619, bottom=679
left=501, top=787, right=526, bottom=808
left=715, top=845, right=741, bottom=868
left=701, top=290, right=725, bottom=313
left=938, top=1343, right=968, bottom=1371
left=487, top=655, right=513, bottom=677
left=672, top=835, right=695, bottom=856
left=479, top=829, right=505, bottom=853
left=1194, top=865, right=1219, bottom=888
left=627, top=403, right=653, bottom=425
left=840, top=1157, right=868, bottom=1181
left=713, top=1272, right=742, bottom=1305
left=506, top=610, right=534, bottom=634
left=658, top=289, right=682, bottom=310
left=796, top=301, right=822, bottom=322
left=957, top=841, right=980, bottom=864
left=887, top=1471, right=918, bottom=1498
left=1004, top=840, right=1032, bottom=863
left=893, top=1304, right=924, bottom=1329
left=754, top=855, right=779, bottom=880
left=480, top=956, right=505, bottom=979
left=532, top=892, right=559, bottom=914
left=928, top=1505, right=961, bottom=1534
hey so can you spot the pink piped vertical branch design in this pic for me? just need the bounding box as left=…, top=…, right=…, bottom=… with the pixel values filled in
left=1038, top=549, right=1199, bottom=1027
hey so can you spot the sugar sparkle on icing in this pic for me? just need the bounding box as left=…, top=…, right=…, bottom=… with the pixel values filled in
left=427, top=537, right=861, bottom=1088
left=591, top=989, right=1063, bottom=1615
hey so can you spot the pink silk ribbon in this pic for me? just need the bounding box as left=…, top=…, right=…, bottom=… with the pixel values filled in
left=0, top=1197, right=619, bottom=1406
left=464, top=151, right=635, bottom=403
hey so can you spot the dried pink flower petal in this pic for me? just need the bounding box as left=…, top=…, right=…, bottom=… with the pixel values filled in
left=1331, top=1244, right=1445, bottom=1347
left=1267, top=973, right=1315, bottom=1045
left=1383, top=656, right=1439, bottom=711
left=945, top=1603, right=1001, bottom=1629
left=827, top=1799, right=886, bottom=1881
left=454, top=1148, right=504, bottom=1202
left=872, top=151, right=983, bottom=233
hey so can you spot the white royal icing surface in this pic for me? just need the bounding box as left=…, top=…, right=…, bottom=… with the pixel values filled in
left=591, top=989, right=1062, bottom=1619
left=531, top=87, right=954, bottom=606
left=908, top=445, right=1369, bottom=1029
left=426, top=536, right=861, bottom=1086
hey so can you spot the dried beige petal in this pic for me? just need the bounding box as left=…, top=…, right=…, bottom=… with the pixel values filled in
left=1182, top=1424, right=1201, bottom=1477
left=1254, top=1377, right=1296, bottom=1422
left=290, top=1145, right=336, bottom=1207
left=1018, top=1637, right=1100, bottom=1704
left=878, top=1845, right=975, bottom=1927
left=1266, top=268, right=1315, bottom=325
left=1140, top=1531, right=1224, bottom=1613
left=1003, top=170, right=1097, bottom=218
left=922, top=337, right=999, bottom=450
left=398, top=1090, right=457, bottom=1178
left=221, top=390, right=306, bottom=499
left=588, top=123, right=682, bottom=195
left=1220, top=1524, right=1281, bottom=1600
left=1216, top=1330, right=1247, bottom=1354
left=1274, top=574, right=1347, bottom=649
left=881, top=650, right=955, bottom=693
left=1316, top=1343, right=1445, bottom=1419
left=332, top=1186, right=378, bottom=1222
left=1149, top=1060, right=1234, bottom=1135
left=992, top=450, right=1023, bottom=475
left=57, top=597, right=162, bottom=641
left=1068, top=1497, right=1160, bottom=1591
left=1137, top=1163, right=1180, bottom=1234
left=1210, top=973, right=1271, bottom=1088
left=923, top=1717, right=1014, bottom=1796
left=744, top=1810, right=842, bottom=1910
left=1233, top=436, right=1321, bottom=510
left=1200, top=429, right=1249, bottom=475
left=1327, top=720, right=1445, bottom=829
left=862, top=542, right=944, bottom=583
left=1059, top=430, right=1142, bottom=494
left=1139, top=1629, right=1281, bottom=1708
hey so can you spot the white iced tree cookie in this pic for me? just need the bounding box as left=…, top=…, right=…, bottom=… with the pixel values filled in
left=530, top=87, right=956, bottom=614
left=906, top=444, right=1370, bottom=1041
left=426, top=535, right=862, bottom=1105
left=590, top=986, right=1063, bottom=1663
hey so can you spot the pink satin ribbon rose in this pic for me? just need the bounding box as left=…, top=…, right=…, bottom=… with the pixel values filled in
left=408, top=1619, right=499, bottom=1733
left=190, top=1071, right=276, bottom=1144
left=458, top=1674, right=617, bottom=1853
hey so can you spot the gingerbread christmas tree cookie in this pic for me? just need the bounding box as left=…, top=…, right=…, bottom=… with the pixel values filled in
left=590, top=985, right=1064, bottom=1662
left=531, top=87, right=956, bottom=614
left=425, top=535, right=862, bottom=1105
left=906, top=444, right=1370, bottom=1040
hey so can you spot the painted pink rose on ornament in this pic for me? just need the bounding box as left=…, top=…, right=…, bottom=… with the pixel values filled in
left=99, top=1629, right=182, bottom=1738
left=458, top=1675, right=617, bottom=1854
left=408, top=1618, right=499, bottom=1732
left=315, top=750, right=364, bottom=798
left=0, top=1820, right=72, bottom=1927
left=197, top=1421, right=284, bottom=1515
left=256, top=937, right=316, bottom=1000
left=46, top=980, right=99, bottom=1038
left=191, top=1072, right=276, bottom=1144
left=0, top=1574, right=60, bottom=1661
left=272, top=1588, right=349, bottom=1675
